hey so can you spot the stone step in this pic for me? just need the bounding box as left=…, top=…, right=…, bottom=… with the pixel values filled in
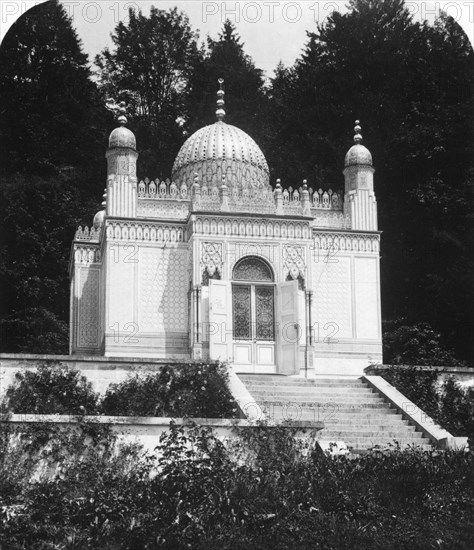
left=248, top=391, right=380, bottom=400
left=320, top=424, right=416, bottom=432
left=249, top=396, right=387, bottom=405
left=319, top=430, right=423, bottom=439
left=240, top=380, right=366, bottom=388
left=325, top=438, right=431, bottom=448
left=245, top=386, right=376, bottom=395
left=320, top=416, right=409, bottom=425
left=257, top=406, right=397, bottom=416
left=349, top=443, right=433, bottom=453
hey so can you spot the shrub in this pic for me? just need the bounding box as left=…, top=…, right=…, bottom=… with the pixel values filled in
left=2, top=362, right=100, bottom=415
left=101, top=362, right=239, bottom=418
left=382, top=319, right=465, bottom=367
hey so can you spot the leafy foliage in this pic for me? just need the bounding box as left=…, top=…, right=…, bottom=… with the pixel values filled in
left=2, top=362, right=100, bottom=415
left=383, top=319, right=465, bottom=366
left=101, top=362, right=239, bottom=418
left=2, top=362, right=238, bottom=419
left=0, top=420, right=473, bottom=549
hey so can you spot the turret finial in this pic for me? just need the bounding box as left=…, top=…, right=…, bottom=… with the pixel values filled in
left=216, top=78, right=226, bottom=121
left=353, top=120, right=362, bottom=143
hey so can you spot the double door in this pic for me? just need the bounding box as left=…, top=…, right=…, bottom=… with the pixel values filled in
left=232, top=283, right=275, bottom=371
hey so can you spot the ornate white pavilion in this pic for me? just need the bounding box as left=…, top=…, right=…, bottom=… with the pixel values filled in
left=69, top=83, right=382, bottom=376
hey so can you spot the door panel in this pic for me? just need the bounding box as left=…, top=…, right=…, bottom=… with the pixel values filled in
left=209, top=280, right=232, bottom=361
left=232, top=285, right=252, bottom=340
left=255, top=286, right=275, bottom=340
left=277, top=280, right=300, bottom=375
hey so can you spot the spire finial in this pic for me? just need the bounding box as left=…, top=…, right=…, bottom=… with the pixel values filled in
left=353, top=120, right=362, bottom=143
left=216, top=78, right=226, bottom=121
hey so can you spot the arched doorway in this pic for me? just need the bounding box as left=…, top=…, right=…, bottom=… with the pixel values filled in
left=232, top=257, right=276, bottom=371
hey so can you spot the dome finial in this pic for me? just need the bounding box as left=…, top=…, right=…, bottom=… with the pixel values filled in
left=216, top=78, right=226, bottom=121
left=353, top=120, right=362, bottom=143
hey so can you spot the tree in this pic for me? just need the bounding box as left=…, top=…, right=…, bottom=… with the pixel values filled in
left=0, top=0, right=109, bottom=178
left=265, top=0, right=474, bottom=362
left=186, top=20, right=266, bottom=141
left=95, top=6, right=202, bottom=178
left=0, top=173, right=95, bottom=353
left=0, top=1, right=108, bottom=354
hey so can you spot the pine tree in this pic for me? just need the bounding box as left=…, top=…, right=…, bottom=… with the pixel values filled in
left=0, top=0, right=108, bottom=177
left=0, top=0, right=106, bottom=353
left=186, top=20, right=266, bottom=143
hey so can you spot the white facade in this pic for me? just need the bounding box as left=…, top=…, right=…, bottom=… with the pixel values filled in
left=69, top=103, right=381, bottom=376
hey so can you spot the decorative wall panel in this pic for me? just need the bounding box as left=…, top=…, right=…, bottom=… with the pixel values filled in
left=138, top=247, right=189, bottom=333
left=78, top=268, right=100, bottom=347
left=311, top=256, right=352, bottom=340
left=282, top=244, right=306, bottom=280
left=354, top=257, right=380, bottom=339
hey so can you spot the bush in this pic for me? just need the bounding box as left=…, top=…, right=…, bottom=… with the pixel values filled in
left=101, top=362, right=239, bottom=418
left=2, top=362, right=100, bottom=415
left=382, top=320, right=465, bottom=367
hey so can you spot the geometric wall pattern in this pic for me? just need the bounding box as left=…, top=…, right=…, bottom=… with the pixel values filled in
left=354, top=257, right=379, bottom=339
left=78, top=268, right=100, bottom=347
left=311, top=256, right=353, bottom=340
left=138, top=247, right=189, bottom=333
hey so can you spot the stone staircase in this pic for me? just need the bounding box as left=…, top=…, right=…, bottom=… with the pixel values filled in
left=238, top=374, right=433, bottom=454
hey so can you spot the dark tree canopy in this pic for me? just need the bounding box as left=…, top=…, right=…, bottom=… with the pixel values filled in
left=0, top=0, right=105, bottom=354
left=186, top=20, right=266, bottom=140
left=95, top=6, right=202, bottom=178
left=0, top=0, right=109, bottom=178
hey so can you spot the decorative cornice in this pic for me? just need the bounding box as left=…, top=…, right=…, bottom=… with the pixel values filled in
left=105, top=219, right=187, bottom=243
left=189, top=215, right=312, bottom=240
left=312, top=230, right=380, bottom=254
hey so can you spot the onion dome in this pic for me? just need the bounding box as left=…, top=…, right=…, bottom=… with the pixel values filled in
left=108, top=101, right=136, bottom=150
left=172, top=79, right=270, bottom=190
left=93, top=189, right=107, bottom=229
left=344, top=120, right=372, bottom=167
left=93, top=210, right=105, bottom=229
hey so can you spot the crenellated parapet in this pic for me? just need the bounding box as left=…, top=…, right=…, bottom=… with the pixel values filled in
left=137, top=178, right=191, bottom=200
left=74, top=225, right=102, bottom=242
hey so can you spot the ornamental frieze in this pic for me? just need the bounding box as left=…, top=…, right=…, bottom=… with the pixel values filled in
left=312, top=231, right=380, bottom=254
left=191, top=216, right=311, bottom=240
left=105, top=220, right=186, bottom=243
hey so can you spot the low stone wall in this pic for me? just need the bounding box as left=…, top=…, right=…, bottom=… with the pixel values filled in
left=3, top=414, right=324, bottom=454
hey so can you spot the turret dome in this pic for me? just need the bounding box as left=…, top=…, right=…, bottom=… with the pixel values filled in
left=93, top=209, right=105, bottom=229
left=108, top=126, right=136, bottom=150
